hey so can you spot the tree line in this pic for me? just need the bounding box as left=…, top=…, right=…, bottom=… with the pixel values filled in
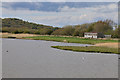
left=1, top=18, right=119, bottom=38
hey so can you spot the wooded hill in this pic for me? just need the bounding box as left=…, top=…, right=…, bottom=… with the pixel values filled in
left=1, top=18, right=119, bottom=38
left=1, top=18, right=59, bottom=35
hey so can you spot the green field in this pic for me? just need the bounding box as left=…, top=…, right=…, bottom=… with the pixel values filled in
left=51, top=46, right=119, bottom=54
left=24, top=36, right=118, bottom=44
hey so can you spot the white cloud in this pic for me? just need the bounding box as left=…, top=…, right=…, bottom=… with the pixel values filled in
left=0, top=3, right=2, bottom=18
left=1, top=0, right=120, bottom=2
left=59, top=3, right=118, bottom=13
left=2, top=3, right=118, bottom=27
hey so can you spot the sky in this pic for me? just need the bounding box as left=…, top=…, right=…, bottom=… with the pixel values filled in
left=1, top=0, right=120, bottom=2
left=1, top=2, right=118, bottom=27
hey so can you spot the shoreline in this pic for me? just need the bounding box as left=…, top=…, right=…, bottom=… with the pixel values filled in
left=1, top=32, right=118, bottom=40
left=51, top=46, right=119, bottom=54
left=1, top=32, right=118, bottom=46
left=1, top=33, right=119, bottom=54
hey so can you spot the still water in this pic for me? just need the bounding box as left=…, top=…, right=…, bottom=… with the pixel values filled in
left=2, top=39, right=118, bottom=78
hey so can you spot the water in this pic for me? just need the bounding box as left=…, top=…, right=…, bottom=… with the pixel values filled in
left=2, top=39, right=118, bottom=78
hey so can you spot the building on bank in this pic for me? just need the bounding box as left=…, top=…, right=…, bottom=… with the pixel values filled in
left=104, top=35, right=111, bottom=38
left=84, top=32, right=105, bottom=38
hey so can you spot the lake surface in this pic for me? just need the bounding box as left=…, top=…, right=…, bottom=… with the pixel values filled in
left=2, top=38, right=118, bottom=78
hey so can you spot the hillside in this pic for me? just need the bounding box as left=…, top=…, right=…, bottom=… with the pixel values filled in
left=2, top=18, right=53, bottom=29
left=1, top=18, right=59, bottom=35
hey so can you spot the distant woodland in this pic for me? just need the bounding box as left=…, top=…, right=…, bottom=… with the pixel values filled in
left=0, top=18, right=119, bottom=38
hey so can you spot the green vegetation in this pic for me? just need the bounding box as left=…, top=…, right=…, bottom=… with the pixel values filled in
left=1, top=18, right=119, bottom=38
left=24, top=36, right=118, bottom=44
left=51, top=46, right=119, bottom=54
left=1, top=18, right=58, bottom=35
left=52, top=20, right=119, bottom=38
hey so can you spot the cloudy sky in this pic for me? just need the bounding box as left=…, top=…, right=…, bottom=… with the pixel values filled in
left=1, top=0, right=120, bottom=2
left=1, top=2, right=118, bottom=27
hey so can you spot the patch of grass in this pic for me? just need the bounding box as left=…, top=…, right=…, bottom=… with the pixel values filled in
left=24, top=36, right=118, bottom=44
left=51, top=46, right=119, bottom=54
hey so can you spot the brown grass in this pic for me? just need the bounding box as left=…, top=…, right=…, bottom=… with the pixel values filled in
left=1, top=33, right=40, bottom=38
left=95, top=42, right=119, bottom=48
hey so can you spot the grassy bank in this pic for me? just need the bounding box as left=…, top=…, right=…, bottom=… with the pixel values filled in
left=24, top=36, right=118, bottom=44
left=1, top=33, right=39, bottom=38
left=51, top=46, right=119, bottom=54
left=2, top=33, right=119, bottom=54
